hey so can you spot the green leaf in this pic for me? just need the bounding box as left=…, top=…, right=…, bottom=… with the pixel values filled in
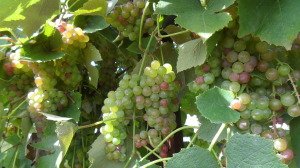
left=74, top=15, right=109, bottom=33
left=83, top=43, right=102, bottom=88
left=195, top=87, right=240, bottom=123
left=73, top=0, right=107, bottom=16
left=226, top=134, right=288, bottom=168
left=32, top=122, right=63, bottom=168
left=21, top=22, right=64, bottom=62
left=55, top=121, right=76, bottom=156
left=18, top=0, right=60, bottom=36
left=237, top=0, right=300, bottom=49
left=197, top=116, right=227, bottom=142
left=166, top=146, right=219, bottom=168
left=290, top=117, right=300, bottom=167
left=206, top=31, right=223, bottom=55
left=177, top=38, right=207, bottom=73
left=155, top=0, right=234, bottom=38
left=88, top=135, right=136, bottom=168
left=180, top=90, right=199, bottom=115
left=0, top=0, right=29, bottom=31
left=60, top=92, right=82, bottom=122
left=127, top=37, right=157, bottom=54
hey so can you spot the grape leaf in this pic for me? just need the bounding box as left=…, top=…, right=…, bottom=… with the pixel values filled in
left=177, top=38, right=207, bottom=73
left=84, top=43, right=102, bottom=88
left=166, top=146, right=219, bottom=168
left=197, top=116, right=227, bottom=142
left=290, top=117, right=300, bottom=167
left=237, top=0, right=300, bottom=49
left=56, top=121, right=76, bottom=156
left=226, top=134, right=288, bottom=168
left=21, top=22, right=64, bottom=62
left=73, top=0, right=107, bottom=16
left=60, top=92, right=82, bottom=122
left=74, top=15, right=109, bottom=33
left=195, top=87, right=240, bottom=123
left=0, top=0, right=30, bottom=31
left=17, top=0, right=60, bottom=36
left=180, top=90, right=198, bottom=115
left=88, top=135, right=136, bottom=168
left=155, top=0, right=234, bottom=38
left=31, top=122, right=63, bottom=168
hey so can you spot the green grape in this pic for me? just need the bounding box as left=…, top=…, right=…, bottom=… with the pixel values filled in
left=238, top=51, right=251, bottom=63
left=281, top=93, right=296, bottom=107
left=203, top=73, right=215, bottom=84
left=251, top=109, right=265, bottom=121
left=278, top=64, right=290, bottom=76
left=269, top=99, right=282, bottom=111
left=255, top=41, right=269, bottom=53
left=238, top=93, right=251, bottom=105
left=234, top=40, right=246, bottom=52
left=287, top=104, right=300, bottom=117
left=229, top=82, right=240, bottom=93
left=232, top=62, right=244, bottom=73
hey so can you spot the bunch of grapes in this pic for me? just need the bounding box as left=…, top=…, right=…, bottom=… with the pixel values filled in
left=2, top=51, right=35, bottom=101
left=189, top=21, right=300, bottom=164
left=27, top=62, right=69, bottom=134
left=188, top=55, right=222, bottom=93
left=100, top=60, right=179, bottom=161
left=54, top=56, right=82, bottom=88
left=106, top=0, right=155, bottom=41
left=56, top=21, right=89, bottom=48
left=134, top=61, right=179, bottom=147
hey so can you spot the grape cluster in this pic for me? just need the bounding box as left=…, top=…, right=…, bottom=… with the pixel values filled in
left=189, top=21, right=300, bottom=164
left=100, top=60, right=179, bottom=161
left=27, top=62, right=69, bottom=134
left=106, top=0, right=155, bottom=41
left=188, top=56, right=221, bottom=93
left=56, top=21, right=89, bottom=48
left=3, top=51, right=35, bottom=101
left=55, top=56, right=82, bottom=88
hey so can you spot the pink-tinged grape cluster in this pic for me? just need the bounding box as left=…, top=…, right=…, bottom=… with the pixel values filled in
left=100, top=60, right=179, bottom=161
left=186, top=21, right=300, bottom=164
left=56, top=21, right=89, bottom=48
left=105, top=0, right=155, bottom=41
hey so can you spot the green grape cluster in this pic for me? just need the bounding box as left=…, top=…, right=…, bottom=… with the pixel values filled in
left=100, top=60, right=179, bottom=161
left=8, top=72, right=34, bottom=101
left=54, top=56, right=82, bottom=88
left=189, top=21, right=300, bottom=163
left=57, top=21, right=89, bottom=48
left=106, top=0, right=155, bottom=41
left=27, top=62, right=69, bottom=134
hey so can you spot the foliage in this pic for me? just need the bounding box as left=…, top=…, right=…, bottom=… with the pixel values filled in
left=0, top=0, right=300, bottom=168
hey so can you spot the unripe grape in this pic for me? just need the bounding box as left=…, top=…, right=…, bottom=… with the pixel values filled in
left=274, top=138, right=288, bottom=152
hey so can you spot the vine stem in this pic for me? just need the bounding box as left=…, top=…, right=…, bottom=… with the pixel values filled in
left=138, top=1, right=150, bottom=51
left=156, top=14, right=190, bottom=38
left=186, top=129, right=200, bottom=148
left=140, top=126, right=198, bottom=162
left=77, top=117, right=123, bottom=130
left=138, top=28, right=157, bottom=76
left=208, top=123, right=226, bottom=151
left=140, top=158, right=171, bottom=168
left=288, top=74, right=300, bottom=104
left=144, top=146, right=162, bottom=159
